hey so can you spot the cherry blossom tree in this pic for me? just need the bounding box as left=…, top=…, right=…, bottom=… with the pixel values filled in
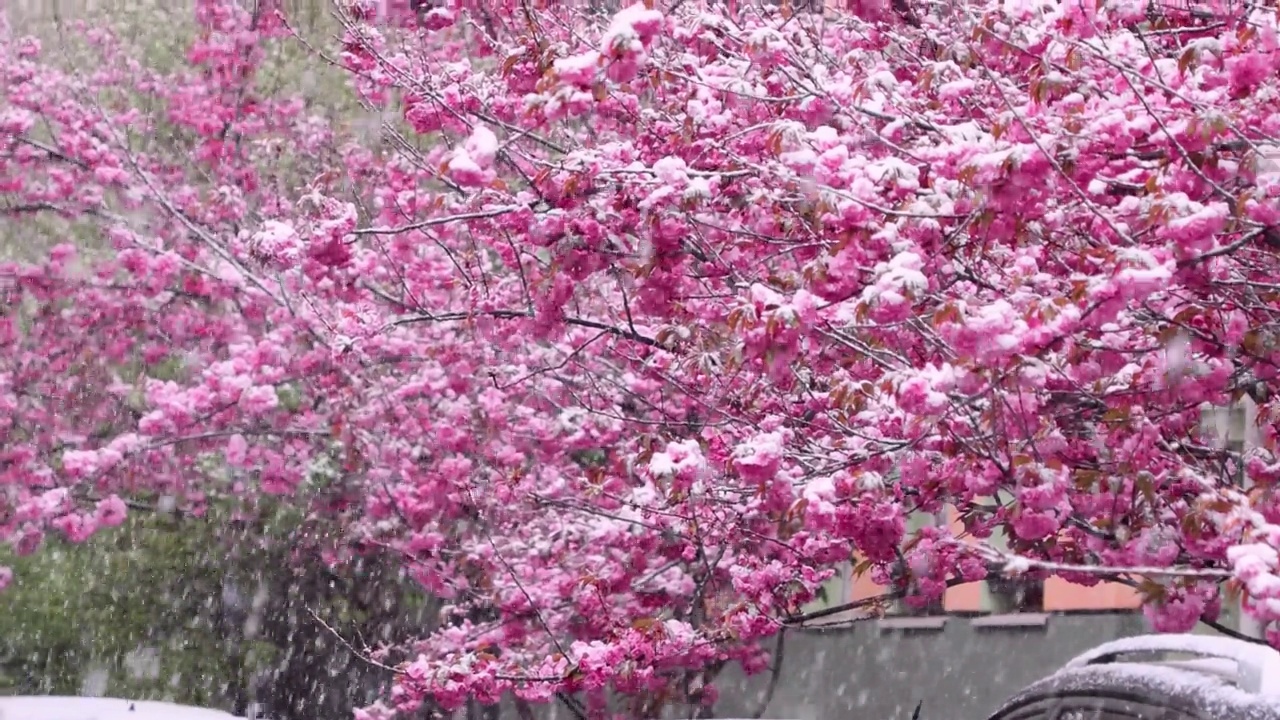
left=4, top=0, right=1280, bottom=717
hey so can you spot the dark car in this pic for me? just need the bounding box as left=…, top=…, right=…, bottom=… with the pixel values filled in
left=987, top=634, right=1280, bottom=719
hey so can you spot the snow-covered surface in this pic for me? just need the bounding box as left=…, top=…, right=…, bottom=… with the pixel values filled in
left=1065, top=634, right=1280, bottom=695
left=0, top=696, right=241, bottom=720
left=1020, top=663, right=1280, bottom=718
left=1143, top=657, right=1247, bottom=680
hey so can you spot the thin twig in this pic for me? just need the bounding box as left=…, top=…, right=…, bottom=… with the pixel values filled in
left=307, top=607, right=400, bottom=674
left=351, top=205, right=525, bottom=236
left=749, top=629, right=786, bottom=719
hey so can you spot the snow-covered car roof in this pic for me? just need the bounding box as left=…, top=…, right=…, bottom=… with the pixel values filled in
left=989, top=634, right=1280, bottom=719
left=0, top=696, right=242, bottom=720
left=1066, top=634, right=1280, bottom=696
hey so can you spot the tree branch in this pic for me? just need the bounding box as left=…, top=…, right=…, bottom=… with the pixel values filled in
left=386, top=310, right=662, bottom=348
left=749, top=629, right=786, bottom=719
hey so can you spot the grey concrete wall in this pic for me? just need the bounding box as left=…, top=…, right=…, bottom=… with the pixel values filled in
left=713, top=612, right=1152, bottom=720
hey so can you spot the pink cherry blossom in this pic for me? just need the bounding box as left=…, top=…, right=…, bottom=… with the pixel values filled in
left=94, top=495, right=129, bottom=528
left=4, top=0, right=1280, bottom=715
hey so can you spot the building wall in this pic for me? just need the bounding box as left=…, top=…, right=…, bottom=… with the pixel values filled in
left=838, top=506, right=1144, bottom=617
left=846, top=556, right=1144, bottom=614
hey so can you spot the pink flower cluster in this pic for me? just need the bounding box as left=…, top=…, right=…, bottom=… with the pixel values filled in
left=5, top=0, right=1280, bottom=715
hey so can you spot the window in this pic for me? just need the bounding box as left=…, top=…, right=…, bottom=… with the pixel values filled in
left=1201, top=399, right=1265, bottom=639
left=980, top=522, right=1044, bottom=614
left=1202, top=398, right=1260, bottom=488
left=887, top=510, right=948, bottom=616
left=896, top=593, right=945, bottom=617
left=757, top=0, right=826, bottom=13
left=800, top=561, right=850, bottom=615
left=784, top=0, right=825, bottom=12
left=986, top=576, right=1045, bottom=614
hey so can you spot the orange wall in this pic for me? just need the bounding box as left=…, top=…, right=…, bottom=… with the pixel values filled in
left=846, top=561, right=985, bottom=610
left=945, top=581, right=984, bottom=612
left=847, top=561, right=1141, bottom=613
left=1042, top=576, right=1142, bottom=611
left=850, top=565, right=885, bottom=604
left=944, top=506, right=984, bottom=612
left=845, top=506, right=1143, bottom=613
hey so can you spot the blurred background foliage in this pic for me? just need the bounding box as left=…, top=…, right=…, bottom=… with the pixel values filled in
left=0, top=498, right=438, bottom=718
left=0, top=510, right=266, bottom=704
